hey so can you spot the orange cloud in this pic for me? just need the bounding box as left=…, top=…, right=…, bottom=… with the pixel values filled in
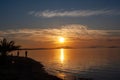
left=0, top=24, right=120, bottom=48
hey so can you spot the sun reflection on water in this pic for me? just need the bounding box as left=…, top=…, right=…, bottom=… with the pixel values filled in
left=60, top=48, right=64, bottom=64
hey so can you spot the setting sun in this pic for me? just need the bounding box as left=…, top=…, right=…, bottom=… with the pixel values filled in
left=59, top=37, right=65, bottom=43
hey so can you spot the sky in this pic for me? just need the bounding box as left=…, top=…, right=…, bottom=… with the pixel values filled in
left=0, top=0, right=120, bottom=48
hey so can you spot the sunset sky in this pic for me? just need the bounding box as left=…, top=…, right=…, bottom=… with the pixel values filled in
left=0, top=0, right=120, bottom=48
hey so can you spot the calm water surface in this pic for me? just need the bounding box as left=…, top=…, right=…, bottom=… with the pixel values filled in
left=16, top=48, right=120, bottom=80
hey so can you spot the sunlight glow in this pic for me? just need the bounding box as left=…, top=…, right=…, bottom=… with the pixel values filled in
left=59, top=37, right=65, bottom=43
left=60, top=48, right=64, bottom=63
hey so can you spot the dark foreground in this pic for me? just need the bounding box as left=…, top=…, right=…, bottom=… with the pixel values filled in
left=0, top=56, right=62, bottom=80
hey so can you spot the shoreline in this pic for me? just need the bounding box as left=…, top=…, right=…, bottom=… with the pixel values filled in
left=0, top=56, right=93, bottom=80
left=0, top=56, right=62, bottom=80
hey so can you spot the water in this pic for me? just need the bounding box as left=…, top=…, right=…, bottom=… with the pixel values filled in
left=15, top=48, right=120, bottom=80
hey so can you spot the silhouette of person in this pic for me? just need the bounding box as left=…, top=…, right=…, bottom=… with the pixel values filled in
left=25, top=51, right=28, bottom=57
left=17, top=51, right=19, bottom=56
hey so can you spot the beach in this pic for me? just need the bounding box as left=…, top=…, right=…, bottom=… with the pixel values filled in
left=0, top=56, right=62, bottom=80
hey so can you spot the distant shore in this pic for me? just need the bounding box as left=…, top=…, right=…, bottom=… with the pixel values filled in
left=0, top=56, right=62, bottom=80
left=18, top=46, right=120, bottom=50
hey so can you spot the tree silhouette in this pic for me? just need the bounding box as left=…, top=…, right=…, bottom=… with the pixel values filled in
left=0, top=38, right=20, bottom=56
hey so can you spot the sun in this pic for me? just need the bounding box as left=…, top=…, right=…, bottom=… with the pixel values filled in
left=59, top=37, right=65, bottom=43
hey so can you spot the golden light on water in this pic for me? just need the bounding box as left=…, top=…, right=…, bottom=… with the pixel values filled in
left=60, top=48, right=64, bottom=63
left=59, top=37, right=65, bottom=43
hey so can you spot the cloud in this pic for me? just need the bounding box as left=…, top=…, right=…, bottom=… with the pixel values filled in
left=29, top=9, right=120, bottom=18
left=0, top=24, right=120, bottom=41
left=0, top=24, right=120, bottom=48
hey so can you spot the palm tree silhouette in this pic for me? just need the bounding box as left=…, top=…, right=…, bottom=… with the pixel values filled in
left=0, top=38, right=20, bottom=56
